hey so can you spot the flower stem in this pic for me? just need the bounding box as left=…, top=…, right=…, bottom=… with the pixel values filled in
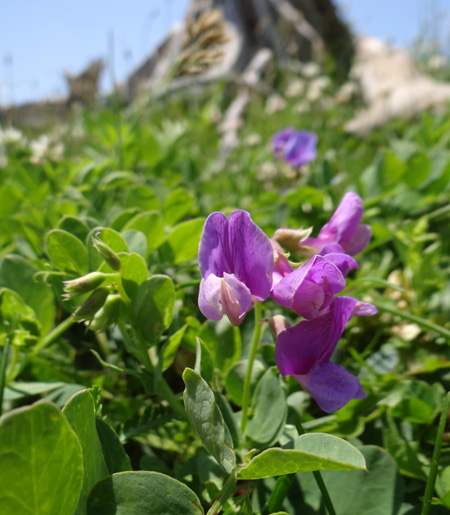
left=261, top=474, right=294, bottom=515
left=33, top=315, right=76, bottom=353
left=241, top=302, right=263, bottom=437
left=0, top=337, right=11, bottom=417
left=298, top=421, right=337, bottom=515
left=421, top=391, right=450, bottom=515
left=206, top=469, right=238, bottom=515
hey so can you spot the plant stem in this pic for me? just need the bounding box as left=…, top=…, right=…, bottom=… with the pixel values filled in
left=34, top=315, right=76, bottom=353
left=297, top=421, right=337, bottom=515
left=206, top=469, right=238, bottom=515
left=312, top=470, right=337, bottom=515
left=261, top=474, right=294, bottom=515
left=241, top=302, right=263, bottom=436
left=0, top=338, right=11, bottom=417
left=373, top=301, right=450, bottom=340
left=421, top=391, right=450, bottom=515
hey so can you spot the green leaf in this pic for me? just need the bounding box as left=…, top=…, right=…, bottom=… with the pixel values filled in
left=87, top=471, right=204, bottom=514
left=63, top=390, right=109, bottom=514
left=406, top=152, right=431, bottom=188
left=161, top=324, right=188, bottom=372
left=125, top=184, right=160, bottom=211
left=238, top=433, right=366, bottom=479
left=0, top=402, right=83, bottom=515
left=183, top=368, right=236, bottom=473
left=58, top=215, right=90, bottom=242
left=4, top=381, right=65, bottom=401
left=164, top=188, right=195, bottom=225
left=166, top=218, right=205, bottom=264
left=132, top=275, right=175, bottom=346
left=382, top=412, right=426, bottom=480
left=297, top=446, right=403, bottom=515
left=47, top=229, right=89, bottom=275
left=0, top=288, right=41, bottom=346
left=122, top=210, right=165, bottom=255
left=119, top=252, right=148, bottom=299
left=121, top=230, right=147, bottom=259
left=0, top=255, right=55, bottom=335
left=246, top=367, right=287, bottom=447
left=96, top=419, right=132, bottom=474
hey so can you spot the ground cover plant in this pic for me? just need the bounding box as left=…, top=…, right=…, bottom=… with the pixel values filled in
left=1, top=59, right=450, bottom=515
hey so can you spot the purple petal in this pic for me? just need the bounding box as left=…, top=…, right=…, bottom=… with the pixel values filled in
left=198, top=274, right=223, bottom=321
left=275, top=316, right=328, bottom=376
left=304, top=256, right=346, bottom=295
left=283, top=131, right=318, bottom=167
left=292, top=279, right=325, bottom=319
left=322, top=253, right=358, bottom=277
left=272, top=256, right=346, bottom=319
left=271, top=240, right=294, bottom=288
left=272, top=127, right=295, bottom=155
left=351, top=301, right=378, bottom=317
left=198, top=211, right=273, bottom=302
left=320, top=192, right=364, bottom=243
left=295, top=361, right=367, bottom=413
left=221, top=273, right=253, bottom=326
left=317, top=297, right=359, bottom=363
left=198, top=212, right=231, bottom=278
left=227, top=211, right=274, bottom=300
left=319, top=243, right=345, bottom=255
left=342, top=224, right=372, bottom=255
left=271, top=258, right=313, bottom=309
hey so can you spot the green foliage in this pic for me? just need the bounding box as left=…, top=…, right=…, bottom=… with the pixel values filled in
left=183, top=367, right=236, bottom=473
left=0, top=402, right=83, bottom=515
left=238, top=433, right=366, bottom=479
left=2, top=59, right=450, bottom=514
left=63, top=389, right=109, bottom=514
left=86, top=471, right=204, bottom=515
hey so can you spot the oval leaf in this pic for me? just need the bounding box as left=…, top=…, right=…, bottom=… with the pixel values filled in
left=238, top=433, right=366, bottom=479
left=0, top=402, right=83, bottom=515
left=183, top=368, right=235, bottom=473
left=87, top=471, right=203, bottom=515
left=47, top=229, right=88, bottom=275
left=132, top=275, right=175, bottom=346
left=166, top=218, right=205, bottom=264
left=122, top=211, right=165, bottom=255
left=63, top=390, right=109, bottom=514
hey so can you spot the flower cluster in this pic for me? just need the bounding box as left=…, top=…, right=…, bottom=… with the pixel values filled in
left=198, top=193, right=376, bottom=413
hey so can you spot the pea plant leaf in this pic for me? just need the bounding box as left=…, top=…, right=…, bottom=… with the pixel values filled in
left=87, top=471, right=204, bottom=515
left=63, top=389, right=109, bottom=515
left=246, top=367, right=287, bottom=447
left=132, top=275, right=175, bottom=346
left=238, top=433, right=366, bottom=479
left=0, top=402, right=83, bottom=515
left=183, top=367, right=236, bottom=474
left=46, top=228, right=89, bottom=275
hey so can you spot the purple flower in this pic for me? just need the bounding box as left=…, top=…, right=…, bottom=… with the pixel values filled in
left=271, top=254, right=358, bottom=320
left=272, top=128, right=318, bottom=168
left=198, top=210, right=274, bottom=326
left=275, top=296, right=377, bottom=412
left=301, top=192, right=372, bottom=256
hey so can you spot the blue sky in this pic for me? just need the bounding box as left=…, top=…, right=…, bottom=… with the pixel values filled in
left=0, top=0, right=449, bottom=105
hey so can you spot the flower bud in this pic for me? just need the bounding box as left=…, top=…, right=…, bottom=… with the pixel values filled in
left=269, top=315, right=291, bottom=340
left=74, top=287, right=109, bottom=320
left=64, top=272, right=107, bottom=298
left=92, top=234, right=121, bottom=271
left=273, top=227, right=313, bottom=253
left=89, top=294, right=121, bottom=331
